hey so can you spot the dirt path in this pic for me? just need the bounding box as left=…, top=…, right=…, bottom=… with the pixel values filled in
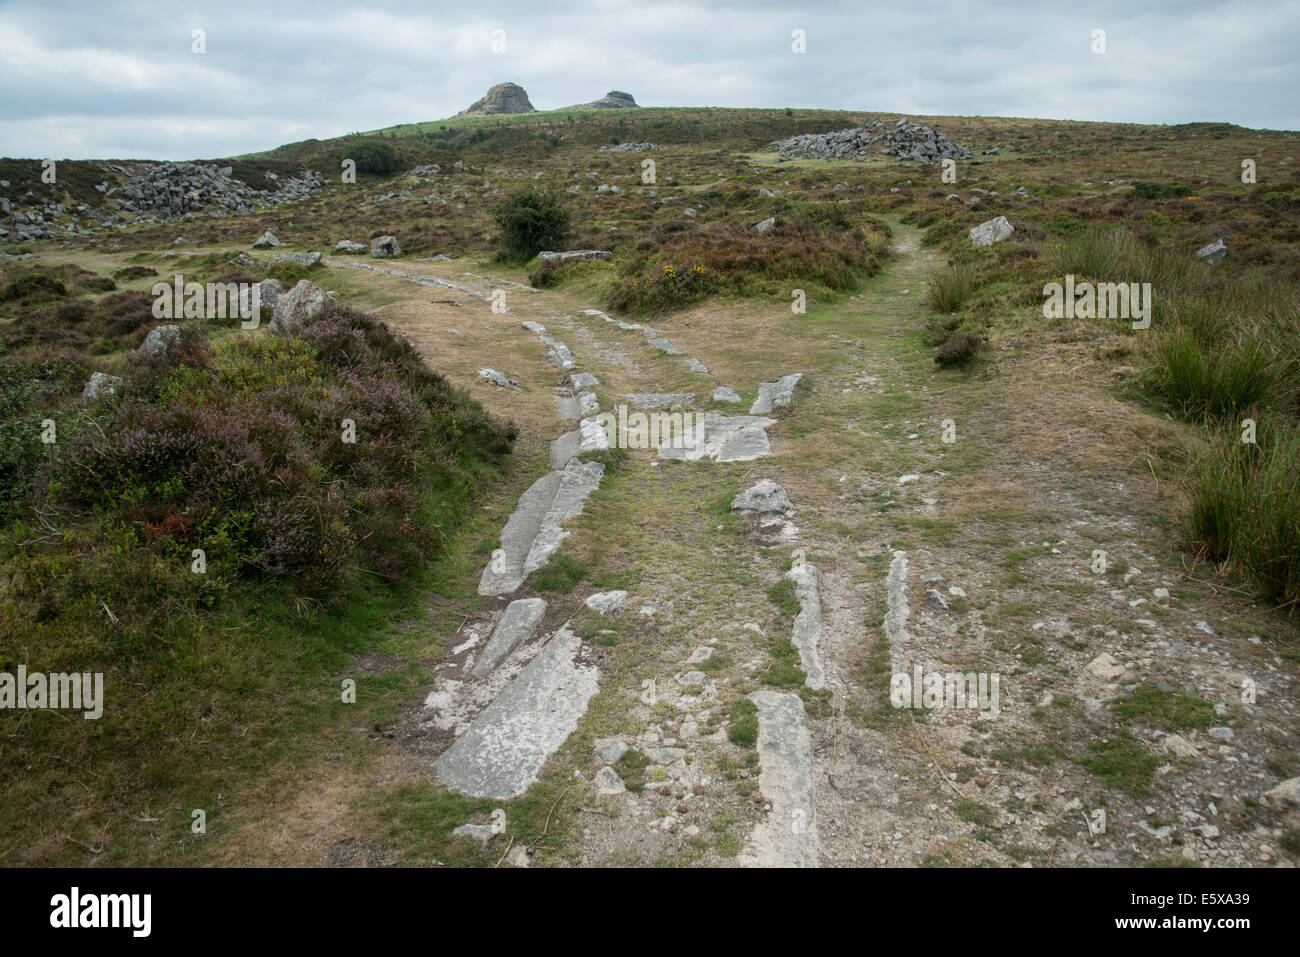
left=246, top=222, right=1297, bottom=868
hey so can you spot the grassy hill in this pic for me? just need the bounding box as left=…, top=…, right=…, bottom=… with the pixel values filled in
left=2, top=104, right=1298, bottom=866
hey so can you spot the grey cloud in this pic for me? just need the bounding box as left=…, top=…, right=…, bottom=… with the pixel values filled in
left=0, top=0, right=1295, bottom=159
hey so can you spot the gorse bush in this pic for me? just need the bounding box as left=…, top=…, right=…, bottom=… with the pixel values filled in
left=493, top=187, right=571, bottom=262
left=348, top=139, right=400, bottom=175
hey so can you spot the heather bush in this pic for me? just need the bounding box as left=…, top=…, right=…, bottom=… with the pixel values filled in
left=54, top=302, right=515, bottom=593
left=935, top=332, right=985, bottom=367
left=603, top=217, right=890, bottom=316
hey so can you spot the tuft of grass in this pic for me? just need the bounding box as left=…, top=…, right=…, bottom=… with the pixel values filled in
left=952, top=798, right=996, bottom=827
left=1112, top=683, right=1216, bottom=731
left=726, top=698, right=759, bottom=747
left=766, top=577, right=800, bottom=621
left=1184, top=428, right=1300, bottom=604
left=926, top=264, right=973, bottom=312
left=1082, top=732, right=1161, bottom=795
left=1149, top=327, right=1276, bottom=421
left=617, top=749, right=650, bottom=793
left=529, top=552, right=588, bottom=593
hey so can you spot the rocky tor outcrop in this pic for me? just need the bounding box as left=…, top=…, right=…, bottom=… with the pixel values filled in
left=458, top=82, right=536, bottom=117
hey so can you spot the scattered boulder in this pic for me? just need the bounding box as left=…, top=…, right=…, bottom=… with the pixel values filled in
left=252, top=230, right=280, bottom=248
left=595, top=766, right=627, bottom=795
left=253, top=278, right=283, bottom=311
left=755, top=217, right=776, bottom=234
left=1196, top=238, right=1227, bottom=263
left=82, top=372, right=123, bottom=400
left=1085, top=652, right=1126, bottom=681
left=969, top=215, right=1014, bottom=247
left=537, top=249, right=611, bottom=263
left=585, top=591, right=628, bottom=616
left=138, top=324, right=182, bottom=358
left=1164, top=734, right=1201, bottom=759
left=594, top=738, right=629, bottom=764
left=478, top=368, right=521, bottom=390
left=334, top=240, right=368, bottom=253
left=232, top=252, right=255, bottom=268
left=599, top=142, right=656, bottom=153
left=1262, top=777, right=1300, bottom=809
left=452, top=823, right=497, bottom=845
left=371, top=235, right=400, bottom=258
left=750, top=373, right=803, bottom=414
left=457, top=82, right=535, bottom=117
left=270, top=280, right=332, bottom=336
left=732, top=479, right=793, bottom=514
left=713, top=386, right=741, bottom=403
left=271, top=251, right=321, bottom=267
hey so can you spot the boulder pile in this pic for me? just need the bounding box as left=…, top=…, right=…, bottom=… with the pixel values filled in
left=102, top=163, right=326, bottom=221
left=770, top=118, right=972, bottom=164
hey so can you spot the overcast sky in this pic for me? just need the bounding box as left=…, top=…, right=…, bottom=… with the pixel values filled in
left=1, top=0, right=1296, bottom=160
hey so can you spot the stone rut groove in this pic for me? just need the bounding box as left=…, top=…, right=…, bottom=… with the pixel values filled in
left=477, top=319, right=604, bottom=596
left=477, top=457, right=605, bottom=596
left=657, top=413, right=776, bottom=462
left=885, top=550, right=910, bottom=674
left=786, top=563, right=825, bottom=690
left=473, top=597, right=547, bottom=677
left=434, top=627, right=600, bottom=799
left=743, top=690, right=819, bottom=867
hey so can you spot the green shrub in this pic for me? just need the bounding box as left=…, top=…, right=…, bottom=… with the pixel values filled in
left=493, top=188, right=571, bottom=263
left=347, top=139, right=400, bottom=175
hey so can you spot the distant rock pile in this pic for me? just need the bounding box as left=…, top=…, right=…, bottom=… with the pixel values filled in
left=458, top=83, right=536, bottom=117
left=103, top=163, right=326, bottom=222
left=599, top=142, right=657, bottom=153
left=1, top=162, right=326, bottom=242
left=770, top=118, right=972, bottom=164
